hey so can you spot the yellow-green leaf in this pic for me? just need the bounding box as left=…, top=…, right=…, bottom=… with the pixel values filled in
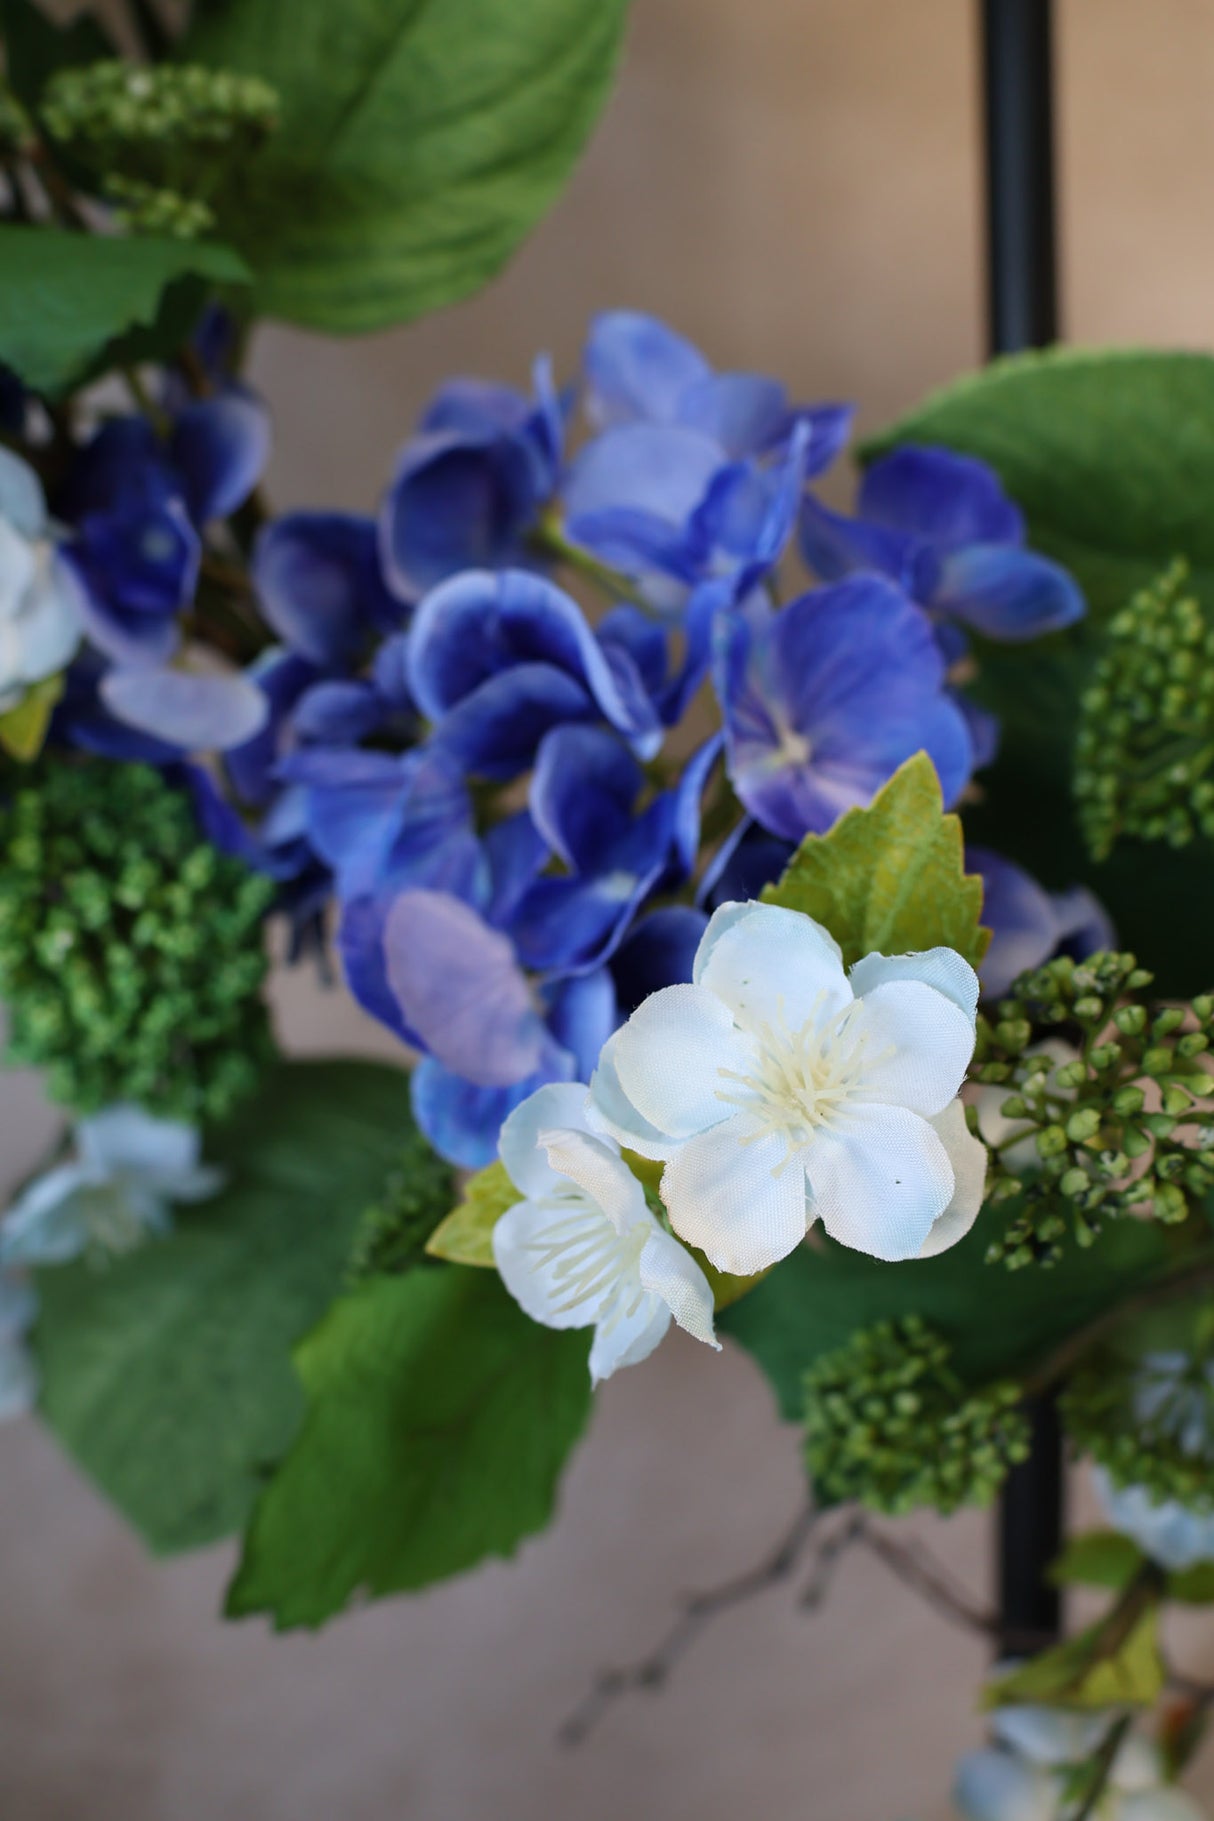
left=425, top=1159, right=516, bottom=1268
left=762, top=752, right=989, bottom=969
left=0, top=672, right=63, bottom=760
left=984, top=1609, right=1164, bottom=1711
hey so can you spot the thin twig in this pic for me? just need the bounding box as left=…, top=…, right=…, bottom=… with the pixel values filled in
left=1071, top=1713, right=1132, bottom=1821
left=558, top=1499, right=829, bottom=1747
left=860, top=1527, right=998, bottom=1637
left=798, top=1510, right=868, bottom=1608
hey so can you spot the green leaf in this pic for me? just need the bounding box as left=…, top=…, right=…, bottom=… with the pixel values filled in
left=0, top=0, right=112, bottom=113
left=761, top=752, right=989, bottom=968
left=1050, top=1530, right=1146, bottom=1591
left=985, top=1609, right=1164, bottom=1710
left=0, top=672, right=63, bottom=761
left=0, top=226, right=250, bottom=394
left=33, top=1060, right=438, bottom=1554
left=719, top=1207, right=1170, bottom=1422
left=1167, top=1561, right=1214, bottom=1605
left=425, top=1158, right=515, bottom=1267
left=864, top=347, right=1214, bottom=994
left=181, top=0, right=630, bottom=332
left=227, top=1266, right=593, bottom=1628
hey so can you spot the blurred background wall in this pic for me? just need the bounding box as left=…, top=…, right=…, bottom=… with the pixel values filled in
left=4, top=2, right=1214, bottom=1817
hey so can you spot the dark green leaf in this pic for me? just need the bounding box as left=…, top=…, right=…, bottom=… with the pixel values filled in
left=0, top=226, right=250, bottom=393
left=864, top=348, right=1214, bottom=994
left=33, top=1060, right=438, bottom=1554
left=762, top=752, right=989, bottom=969
left=226, top=1266, right=593, bottom=1628
left=719, top=1207, right=1170, bottom=1422
left=1168, top=1561, right=1214, bottom=1605
left=181, top=0, right=630, bottom=331
left=1050, top=1530, right=1146, bottom=1591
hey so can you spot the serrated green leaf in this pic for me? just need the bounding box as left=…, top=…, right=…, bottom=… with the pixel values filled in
left=0, top=227, right=250, bottom=394
left=984, top=1609, right=1164, bottom=1710
left=33, top=1060, right=436, bottom=1554
left=425, top=1158, right=515, bottom=1267
left=226, top=1266, right=593, bottom=1628
left=0, top=672, right=62, bottom=761
left=761, top=752, right=988, bottom=969
left=182, top=0, right=630, bottom=332
left=719, top=1207, right=1170, bottom=1422
left=1050, top=1530, right=1146, bottom=1591
left=864, top=347, right=1214, bottom=994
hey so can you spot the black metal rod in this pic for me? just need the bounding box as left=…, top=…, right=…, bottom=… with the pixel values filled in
left=980, top=0, right=1059, bottom=354
left=979, top=0, right=1065, bottom=1653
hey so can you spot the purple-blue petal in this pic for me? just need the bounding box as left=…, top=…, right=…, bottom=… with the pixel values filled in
left=859, top=446, right=1024, bottom=550
left=544, top=968, right=617, bottom=1078
left=677, top=372, right=789, bottom=458
left=429, top=663, right=596, bottom=781
left=99, top=668, right=269, bottom=753
left=411, top=1056, right=574, bottom=1169
left=225, top=649, right=320, bottom=806
left=583, top=310, right=710, bottom=430
left=799, top=491, right=937, bottom=596
left=254, top=512, right=400, bottom=668
left=797, top=402, right=856, bottom=479
left=379, top=426, right=541, bottom=602
left=291, top=679, right=385, bottom=746
left=530, top=724, right=641, bottom=870
left=170, top=387, right=269, bottom=524
left=933, top=544, right=1086, bottom=641
left=610, top=906, right=708, bottom=1014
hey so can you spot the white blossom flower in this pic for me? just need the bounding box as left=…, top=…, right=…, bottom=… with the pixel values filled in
left=955, top=1723, right=1205, bottom=1821
left=0, top=446, right=84, bottom=710
left=588, top=900, right=984, bottom=1276
left=0, top=1106, right=224, bottom=1269
left=492, top=1081, right=718, bottom=1383
left=0, top=1269, right=38, bottom=1422
left=1092, top=1465, right=1214, bottom=1573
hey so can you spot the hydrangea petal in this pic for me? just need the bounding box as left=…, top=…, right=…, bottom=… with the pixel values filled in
left=583, top=310, right=710, bottom=429
left=99, top=667, right=268, bottom=752
left=860, top=446, right=1024, bottom=549
left=170, top=389, right=269, bottom=524
left=934, top=543, right=1086, bottom=641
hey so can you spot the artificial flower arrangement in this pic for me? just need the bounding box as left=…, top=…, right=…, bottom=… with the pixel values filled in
left=4, top=6, right=1214, bottom=1817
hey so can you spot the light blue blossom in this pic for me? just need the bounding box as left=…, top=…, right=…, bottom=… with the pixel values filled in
left=0, top=1106, right=223, bottom=1269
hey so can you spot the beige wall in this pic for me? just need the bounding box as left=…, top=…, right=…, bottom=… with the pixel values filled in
left=5, top=3, right=1214, bottom=1817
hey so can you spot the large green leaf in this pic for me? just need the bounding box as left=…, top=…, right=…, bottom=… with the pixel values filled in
left=0, top=226, right=250, bottom=393
left=33, top=1060, right=447, bottom=1554
left=762, top=751, right=988, bottom=968
left=182, top=0, right=630, bottom=332
left=719, top=1206, right=1170, bottom=1423
left=864, top=348, right=1214, bottom=994
left=226, top=1266, right=593, bottom=1628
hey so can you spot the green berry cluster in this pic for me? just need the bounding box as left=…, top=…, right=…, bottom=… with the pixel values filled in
left=40, top=60, right=278, bottom=228
left=802, top=1315, right=1030, bottom=1515
left=1074, top=560, right=1214, bottom=862
left=0, top=79, right=33, bottom=158
left=346, top=1140, right=455, bottom=1284
left=1063, top=1334, right=1214, bottom=1513
left=974, top=952, right=1214, bottom=1267
left=0, top=759, right=275, bottom=1122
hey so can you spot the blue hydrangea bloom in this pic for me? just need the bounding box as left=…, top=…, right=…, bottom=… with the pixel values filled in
left=800, top=444, right=1084, bottom=644
left=405, top=568, right=662, bottom=777
left=714, top=575, right=973, bottom=841
left=379, top=358, right=564, bottom=603
left=971, top=845, right=1113, bottom=999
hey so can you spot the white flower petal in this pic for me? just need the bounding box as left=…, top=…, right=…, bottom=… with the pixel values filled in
left=918, top=1097, right=988, bottom=1258
left=0, top=517, right=36, bottom=620
left=953, top=1747, right=1057, bottom=1821
left=492, top=1196, right=608, bottom=1332
left=588, top=1028, right=675, bottom=1160
left=539, top=1126, right=649, bottom=1234
left=14, top=555, right=83, bottom=683
left=808, top=1103, right=954, bottom=1260
left=849, top=946, right=980, bottom=1020
left=500, top=1082, right=599, bottom=1200
left=661, top=1113, right=809, bottom=1276
left=77, top=1106, right=198, bottom=1181
left=0, top=1269, right=37, bottom=1341
left=610, top=983, right=745, bottom=1141
left=846, top=979, right=976, bottom=1116
left=1092, top=1467, right=1214, bottom=1572
left=589, top=1297, right=671, bottom=1383
left=1120, top=1791, right=1207, bottom=1821
left=694, top=899, right=851, bottom=1033
left=0, top=1162, right=97, bottom=1266
left=0, top=446, right=47, bottom=540
left=639, top=1227, right=719, bottom=1349
left=991, top=1700, right=1111, bottom=1768
left=1111, top=1736, right=1165, bottom=1795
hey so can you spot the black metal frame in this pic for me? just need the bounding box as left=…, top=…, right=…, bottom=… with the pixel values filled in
left=979, top=0, right=1065, bottom=1655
